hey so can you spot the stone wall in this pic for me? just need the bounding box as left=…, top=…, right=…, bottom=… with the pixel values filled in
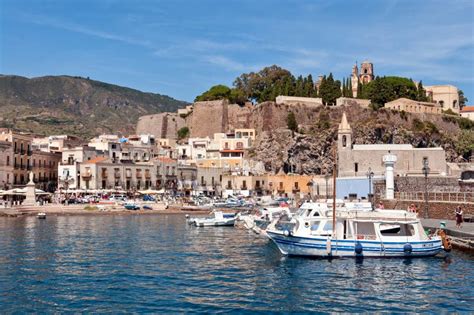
left=336, top=97, right=371, bottom=108
left=189, top=100, right=228, bottom=138
left=136, top=112, right=185, bottom=139
left=374, top=177, right=473, bottom=194
left=379, top=199, right=473, bottom=220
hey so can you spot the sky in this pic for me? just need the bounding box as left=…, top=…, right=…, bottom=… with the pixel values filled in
left=1, top=0, right=473, bottom=103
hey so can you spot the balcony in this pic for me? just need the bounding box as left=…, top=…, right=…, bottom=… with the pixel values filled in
left=20, top=149, right=26, bottom=155
left=145, top=172, right=151, bottom=179
left=114, top=172, right=121, bottom=178
left=101, top=172, right=108, bottom=179
left=136, top=172, right=143, bottom=179
left=81, top=171, right=92, bottom=178
left=125, top=171, right=132, bottom=178
left=27, top=150, right=33, bottom=156
left=240, top=186, right=248, bottom=190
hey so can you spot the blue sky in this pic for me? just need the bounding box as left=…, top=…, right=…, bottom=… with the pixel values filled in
left=1, top=0, right=473, bottom=103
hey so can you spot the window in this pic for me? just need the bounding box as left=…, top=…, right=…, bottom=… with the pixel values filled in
left=6, top=156, right=9, bottom=166
left=439, top=100, right=444, bottom=108
left=310, top=221, right=321, bottom=231
left=227, top=180, right=231, bottom=189
left=201, top=176, right=204, bottom=185
left=294, top=182, right=299, bottom=189
left=322, top=222, right=333, bottom=232
left=354, top=163, right=358, bottom=173
left=342, top=135, right=347, bottom=147
left=379, top=224, right=415, bottom=237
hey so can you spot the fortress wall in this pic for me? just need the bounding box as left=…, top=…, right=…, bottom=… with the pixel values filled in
left=227, top=104, right=253, bottom=131
left=190, top=100, right=227, bottom=138
left=136, top=113, right=166, bottom=137
left=136, top=113, right=185, bottom=139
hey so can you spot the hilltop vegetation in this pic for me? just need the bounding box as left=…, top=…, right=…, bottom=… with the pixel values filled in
left=0, top=75, right=187, bottom=138
left=195, top=65, right=434, bottom=107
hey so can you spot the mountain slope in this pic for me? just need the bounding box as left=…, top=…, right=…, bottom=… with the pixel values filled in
left=0, top=75, right=187, bottom=138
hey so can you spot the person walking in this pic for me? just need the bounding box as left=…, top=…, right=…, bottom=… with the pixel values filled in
left=455, top=206, right=463, bottom=228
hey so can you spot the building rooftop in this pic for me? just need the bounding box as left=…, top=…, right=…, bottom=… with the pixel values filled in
left=352, top=144, right=444, bottom=151
left=461, top=106, right=474, bottom=113
left=83, top=156, right=109, bottom=164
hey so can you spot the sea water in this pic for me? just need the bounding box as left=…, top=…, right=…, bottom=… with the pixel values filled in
left=0, top=215, right=472, bottom=313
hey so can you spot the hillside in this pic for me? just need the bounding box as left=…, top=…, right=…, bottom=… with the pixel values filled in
left=0, top=75, right=187, bottom=138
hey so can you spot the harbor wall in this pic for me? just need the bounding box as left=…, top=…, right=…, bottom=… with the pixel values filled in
left=379, top=199, right=473, bottom=220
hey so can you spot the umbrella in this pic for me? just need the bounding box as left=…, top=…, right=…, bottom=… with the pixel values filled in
left=138, top=189, right=161, bottom=195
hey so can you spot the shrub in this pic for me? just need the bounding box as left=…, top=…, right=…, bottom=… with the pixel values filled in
left=287, top=112, right=298, bottom=132
left=177, top=127, right=190, bottom=140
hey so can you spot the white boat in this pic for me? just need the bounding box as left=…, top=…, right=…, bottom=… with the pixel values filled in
left=37, top=212, right=46, bottom=219
left=188, top=211, right=236, bottom=227
left=236, top=206, right=291, bottom=236
left=267, top=203, right=448, bottom=258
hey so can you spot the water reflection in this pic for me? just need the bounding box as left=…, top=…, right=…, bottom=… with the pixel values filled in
left=0, top=215, right=472, bottom=313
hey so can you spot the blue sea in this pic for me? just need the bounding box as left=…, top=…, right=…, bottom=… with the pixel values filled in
left=0, top=214, right=472, bottom=313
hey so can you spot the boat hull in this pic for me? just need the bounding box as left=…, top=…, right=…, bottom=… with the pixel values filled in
left=267, top=231, right=443, bottom=258
left=194, top=219, right=235, bottom=227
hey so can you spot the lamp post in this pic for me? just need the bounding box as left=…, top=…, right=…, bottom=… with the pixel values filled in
left=366, top=167, right=374, bottom=209
left=422, top=159, right=430, bottom=219
left=324, top=174, right=330, bottom=200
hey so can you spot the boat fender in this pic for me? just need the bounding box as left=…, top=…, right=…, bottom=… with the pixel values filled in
left=284, top=230, right=290, bottom=237
left=355, top=242, right=363, bottom=255
left=403, top=243, right=412, bottom=255
left=304, top=222, right=309, bottom=228
left=437, top=229, right=452, bottom=252
left=326, top=238, right=332, bottom=255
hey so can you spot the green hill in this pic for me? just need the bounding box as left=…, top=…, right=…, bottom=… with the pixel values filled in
left=0, top=75, right=187, bottom=138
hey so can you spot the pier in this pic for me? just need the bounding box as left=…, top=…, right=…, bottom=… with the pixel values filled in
left=422, top=219, right=474, bottom=253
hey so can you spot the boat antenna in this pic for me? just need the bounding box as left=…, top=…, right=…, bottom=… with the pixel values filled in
left=332, top=145, right=337, bottom=238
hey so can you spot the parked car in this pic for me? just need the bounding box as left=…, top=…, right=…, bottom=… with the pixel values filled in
left=143, top=195, right=155, bottom=202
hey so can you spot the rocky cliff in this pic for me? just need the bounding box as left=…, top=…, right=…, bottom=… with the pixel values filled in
left=248, top=104, right=472, bottom=174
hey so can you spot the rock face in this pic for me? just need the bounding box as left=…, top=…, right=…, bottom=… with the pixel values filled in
left=0, top=75, right=187, bottom=138
left=249, top=105, right=471, bottom=174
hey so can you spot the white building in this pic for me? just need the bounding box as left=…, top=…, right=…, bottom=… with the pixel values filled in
left=424, top=85, right=460, bottom=113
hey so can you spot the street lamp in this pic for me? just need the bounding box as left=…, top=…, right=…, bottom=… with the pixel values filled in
left=324, top=174, right=330, bottom=200
left=422, top=158, right=430, bottom=219
left=366, top=167, right=375, bottom=209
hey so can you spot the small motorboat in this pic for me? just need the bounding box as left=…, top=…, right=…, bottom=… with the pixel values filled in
left=37, top=212, right=46, bottom=219
left=143, top=205, right=153, bottom=210
left=124, top=203, right=140, bottom=210
left=188, top=211, right=236, bottom=227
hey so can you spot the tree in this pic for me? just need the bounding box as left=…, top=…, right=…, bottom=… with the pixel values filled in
left=233, top=65, right=294, bottom=103
left=362, top=76, right=418, bottom=108
left=319, top=73, right=341, bottom=105
left=195, top=85, right=232, bottom=102
left=416, top=81, right=428, bottom=102
left=177, top=127, right=190, bottom=140
left=459, top=90, right=468, bottom=109
left=455, top=130, right=474, bottom=160
left=348, top=78, right=353, bottom=98
left=287, top=112, right=298, bottom=132
left=356, top=79, right=363, bottom=99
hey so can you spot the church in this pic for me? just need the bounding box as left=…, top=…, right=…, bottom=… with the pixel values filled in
left=336, top=113, right=448, bottom=177
left=351, top=61, right=374, bottom=98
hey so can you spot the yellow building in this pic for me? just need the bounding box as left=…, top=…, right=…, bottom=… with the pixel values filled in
left=385, top=98, right=442, bottom=114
